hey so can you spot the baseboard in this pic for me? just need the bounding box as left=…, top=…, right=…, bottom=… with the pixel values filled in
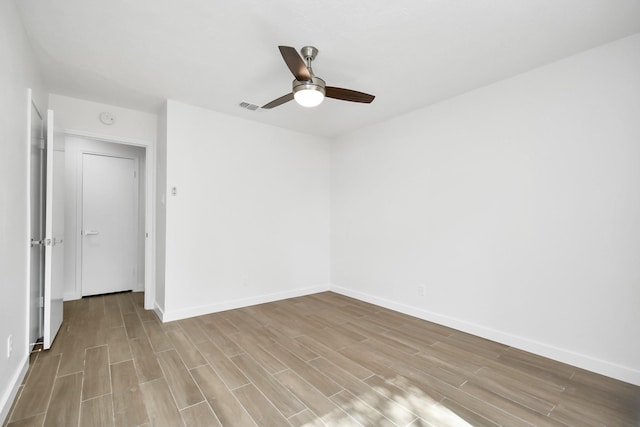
left=330, top=285, right=640, bottom=387
left=153, top=302, right=165, bottom=322
left=160, top=283, right=331, bottom=322
left=0, top=355, right=29, bottom=425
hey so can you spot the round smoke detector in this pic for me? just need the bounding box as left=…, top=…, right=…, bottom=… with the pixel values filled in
left=99, top=111, right=115, bottom=125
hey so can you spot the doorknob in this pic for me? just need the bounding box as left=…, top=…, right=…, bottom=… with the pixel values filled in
left=83, top=230, right=99, bottom=236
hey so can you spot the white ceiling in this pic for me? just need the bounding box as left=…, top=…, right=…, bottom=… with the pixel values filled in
left=16, top=0, right=640, bottom=138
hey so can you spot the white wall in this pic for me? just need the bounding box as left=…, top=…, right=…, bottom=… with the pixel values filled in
left=158, top=100, right=331, bottom=320
left=49, top=94, right=157, bottom=143
left=0, top=1, right=47, bottom=422
left=331, top=34, right=640, bottom=385
left=62, top=137, right=146, bottom=300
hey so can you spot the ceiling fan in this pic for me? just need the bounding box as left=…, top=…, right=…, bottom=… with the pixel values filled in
left=262, top=46, right=375, bottom=109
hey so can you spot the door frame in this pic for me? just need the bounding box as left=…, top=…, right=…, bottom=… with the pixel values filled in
left=26, top=89, right=44, bottom=351
left=63, top=129, right=156, bottom=310
left=79, top=152, right=140, bottom=297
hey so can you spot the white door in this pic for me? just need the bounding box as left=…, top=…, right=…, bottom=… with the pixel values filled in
left=43, top=110, right=64, bottom=349
left=81, top=154, right=137, bottom=296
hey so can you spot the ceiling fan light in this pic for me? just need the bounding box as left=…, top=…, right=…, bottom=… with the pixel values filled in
left=294, top=86, right=325, bottom=107
left=292, top=77, right=326, bottom=108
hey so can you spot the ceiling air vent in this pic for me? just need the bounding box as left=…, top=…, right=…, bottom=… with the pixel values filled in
left=239, top=102, right=260, bottom=111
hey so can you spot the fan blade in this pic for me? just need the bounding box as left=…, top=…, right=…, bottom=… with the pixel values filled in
left=262, top=93, right=294, bottom=109
left=325, top=87, right=375, bottom=104
left=279, top=46, right=312, bottom=81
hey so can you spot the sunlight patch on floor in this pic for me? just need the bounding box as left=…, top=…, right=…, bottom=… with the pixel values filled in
left=300, top=375, right=474, bottom=426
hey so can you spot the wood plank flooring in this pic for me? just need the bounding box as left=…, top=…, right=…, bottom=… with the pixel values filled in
left=4, top=291, right=639, bottom=426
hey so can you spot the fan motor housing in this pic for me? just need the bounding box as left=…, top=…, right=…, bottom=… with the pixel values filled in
left=292, top=76, right=326, bottom=94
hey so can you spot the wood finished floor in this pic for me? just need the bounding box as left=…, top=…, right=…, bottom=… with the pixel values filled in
left=4, top=292, right=639, bottom=427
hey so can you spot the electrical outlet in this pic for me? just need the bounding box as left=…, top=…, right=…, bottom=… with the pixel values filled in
left=419, top=285, right=426, bottom=296
left=7, top=334, right=12, bottom=359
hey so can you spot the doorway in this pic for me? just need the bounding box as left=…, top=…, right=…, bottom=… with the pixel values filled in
left=81, top=153, right=138, bottom=296
left=63, top=137, right=147, bottom=300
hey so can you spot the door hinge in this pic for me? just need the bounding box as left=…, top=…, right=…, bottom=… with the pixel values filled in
left=39, top=296, right=44, bottom=308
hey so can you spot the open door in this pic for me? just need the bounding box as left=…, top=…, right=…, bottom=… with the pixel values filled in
left=43, top=109, right=64, bottom=349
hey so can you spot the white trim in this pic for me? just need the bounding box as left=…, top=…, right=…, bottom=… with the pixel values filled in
left=330, top=284, right=640, bottom=387
left=25, top=89, right=33, bottom=353
left=62, top=129, right=156, bottom=310
left=73, top=149, right=82, bottom=299
left=153, top=303, right=165, bottom=322
left=0, top=355, right=29, bottom=425
left=62, top=128, right=151, bottom=148
left=159, top=284, right=331, bottom=322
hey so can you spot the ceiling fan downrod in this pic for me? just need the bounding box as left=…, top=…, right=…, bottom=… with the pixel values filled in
left=300, top=46, right=318, bottom=79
